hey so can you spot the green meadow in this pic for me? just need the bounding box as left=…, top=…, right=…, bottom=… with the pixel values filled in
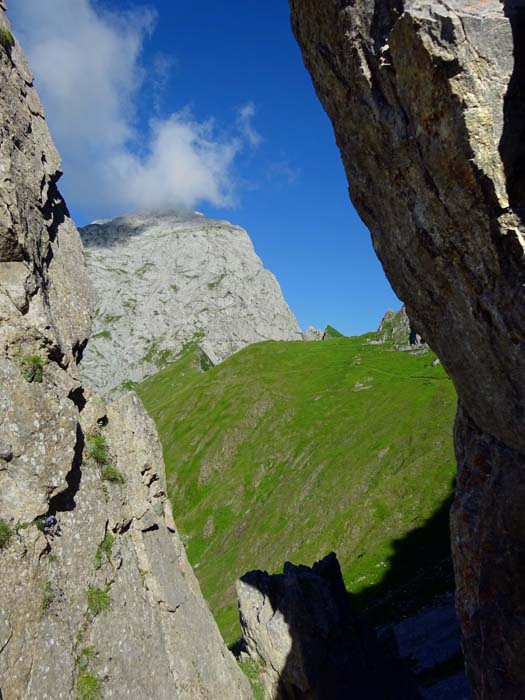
left=138, top=333, right=457, bottom=644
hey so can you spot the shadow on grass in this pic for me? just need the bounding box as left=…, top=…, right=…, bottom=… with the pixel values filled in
left=234, top=486, right=459, bottom=698
left=350, top=487, right=456, bottom=626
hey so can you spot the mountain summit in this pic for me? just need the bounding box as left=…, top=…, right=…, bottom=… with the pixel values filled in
left=80, top=212, right=303, bottom=392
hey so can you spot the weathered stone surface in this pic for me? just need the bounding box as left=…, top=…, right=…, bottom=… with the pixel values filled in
left=237, top=553, right=421, bottom=700
left=80, top=212, right=303, bottom=392
left=377, top=307, right=410, bottom=345
left=303, top=326, right=324, bottom=341
left=0, top=393, right=252, bottom=700
left=0, top=5, right=93, bottom=527
left=377, top=307, right=425, bottom=347
left=289, top=1, right=525, bottom=698
left=0, top=11, right=252, bottom=700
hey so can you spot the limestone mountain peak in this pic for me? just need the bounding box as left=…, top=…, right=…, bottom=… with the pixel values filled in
left=80, top=211, right=303, bottom=392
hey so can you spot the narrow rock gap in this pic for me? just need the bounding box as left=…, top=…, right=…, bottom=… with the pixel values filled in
left=47, top=423, right=84, bottom=514
left=68, top=386, right=87, bottom=412
left=500, top=11, right=525, bottom=217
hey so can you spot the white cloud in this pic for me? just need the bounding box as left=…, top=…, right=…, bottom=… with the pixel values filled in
left=237, top=103, right=262, bottom=149
left=9, top=0, right=260, bottom=215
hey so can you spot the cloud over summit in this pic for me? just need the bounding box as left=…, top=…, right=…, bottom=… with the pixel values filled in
left=10, top=0, right=260, bottom=216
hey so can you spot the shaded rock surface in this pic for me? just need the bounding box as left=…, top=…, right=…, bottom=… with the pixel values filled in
left=289, top=1, right=525, bottom=697
left=0, top=11, right=251, bottom=700
left=237, top=553, right=421, bottom=700
left=80, top=212, right=303, bottom=392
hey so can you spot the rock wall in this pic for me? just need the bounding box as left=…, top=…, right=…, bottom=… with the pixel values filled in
left=288, top=1, right=525, bottom=698
left=80, top=213, right=303, bottom=393
left=0, top=9, right=251, bottom=699
left=237, top=554, right=422, bottom=700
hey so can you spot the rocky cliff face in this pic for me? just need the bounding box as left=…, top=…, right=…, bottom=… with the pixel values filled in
left=80, top=213, right=303, bottom=392
left=237, top=554, right=422, bottom=700
left=0, top=10, right=251, bottom=699
left=289, top=1, right=525, bottom=698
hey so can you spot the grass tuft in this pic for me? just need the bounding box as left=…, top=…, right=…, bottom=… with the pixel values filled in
left=87, top=434, right=109, bottom=465
left=76, top=647, right=95, bottom=672
left=87, top=586, right=110, bottom=616
left=0, top=28, right=14, bottom=53
left=20, top=355, right=45, bottom=383
left=93, top=532, right=115, bottom=570
left=76, top=672, right=100, bottom=700
left=239, top=658, right=265, bottom=700
left=0, top=519, right=12, bottom=549
left=100, top=465, right=125, bottom=484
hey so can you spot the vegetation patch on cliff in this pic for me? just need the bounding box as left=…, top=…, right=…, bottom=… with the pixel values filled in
left=0, top=519, right=12, bottom=548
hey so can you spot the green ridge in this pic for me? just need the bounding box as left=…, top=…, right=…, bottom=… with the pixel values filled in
left=324, top=324, right=345, bottom=338
left=138, top=334, right=457, bottom=645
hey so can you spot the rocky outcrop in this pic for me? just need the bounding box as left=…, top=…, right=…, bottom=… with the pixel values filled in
left=303, top=326, right=324, bottom=341
left=0, top=10, right=251, bottom=699
left=289, top=1, right=525, bottom=698
left=237, top=553, right=422, bottom=700
left=377, top=307, right=425, bottom=347
left=377, top=308, right=410, bottom=345
left=80, top=213, right=303, bottom=392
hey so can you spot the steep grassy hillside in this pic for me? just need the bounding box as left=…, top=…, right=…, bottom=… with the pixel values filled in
left=138, top=335, right=457, bottom=645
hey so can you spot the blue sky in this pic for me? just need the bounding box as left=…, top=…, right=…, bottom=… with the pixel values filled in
left=10, top=0, right=400, bottom=334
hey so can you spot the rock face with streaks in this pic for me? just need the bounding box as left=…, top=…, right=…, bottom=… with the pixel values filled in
left=80, top=213, right=303, bottom=393
left=289, top=1, right=525, bottom=697
left=237, top=553, right=422, bottom=700
left=0, top=10, right=251, bottom=699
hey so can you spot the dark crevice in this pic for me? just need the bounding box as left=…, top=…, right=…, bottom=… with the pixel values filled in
left=500, top=8, right=525, bottom=217
left=73, top=337, right=89, bottom=365
left=31, top=177, right=68, bottom=330
left=118, top=519, right=133, bottom=535
left=141, top=523, right=160, bottom=533
left=46, top=343, right=66, bottom=368
left=68, top=386, right=87, bottom=412
left=47, top=423, right=84, bottom=514
left=371, top=0, right=405, bottom=53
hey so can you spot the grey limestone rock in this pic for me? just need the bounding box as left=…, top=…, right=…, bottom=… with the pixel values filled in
left=289, top=1, right=525, bottom=697
left=80, top=212, right=303, bottom=392
left=377, top=307, right=426, bottom=348
left=303, top=326, right=324, bottom=341
left=0, top=10, right=252, bottom=700
left=237, top=553, right=421, bottom=700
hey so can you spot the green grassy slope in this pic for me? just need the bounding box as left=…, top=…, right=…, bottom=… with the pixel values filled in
left=138, top=335, right=457, bottom=645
